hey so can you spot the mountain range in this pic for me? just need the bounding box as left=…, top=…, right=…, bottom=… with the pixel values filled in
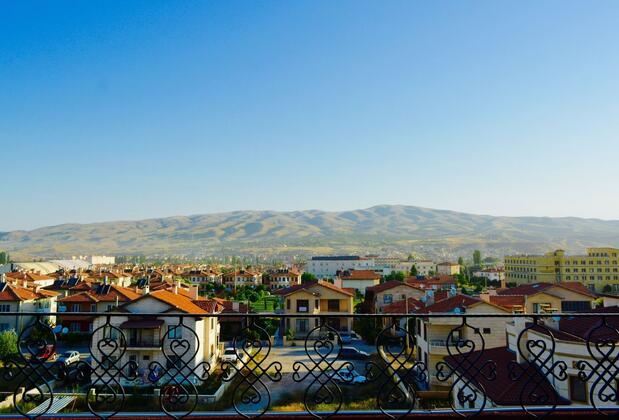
left=2, top=205, right=619, bottom=260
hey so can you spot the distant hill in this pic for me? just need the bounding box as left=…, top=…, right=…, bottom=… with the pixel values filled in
left=2, top=205, right=619, bottom=259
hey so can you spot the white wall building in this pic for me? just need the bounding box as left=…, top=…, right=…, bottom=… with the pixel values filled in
left=306, top=256, right=374, bottom=279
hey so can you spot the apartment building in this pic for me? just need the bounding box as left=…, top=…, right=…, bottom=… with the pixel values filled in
left=415, top=294, right=511, bottom=389
left=90, top=290, right=222, bottom=387
left=306, top=256, right=374, bottom=279
left=275, top=281, right=354, bottom=339
left=504, top=247, right=619, bottom=292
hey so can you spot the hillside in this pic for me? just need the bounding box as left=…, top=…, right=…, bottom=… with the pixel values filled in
left=2, top=205, right=619, bottom=259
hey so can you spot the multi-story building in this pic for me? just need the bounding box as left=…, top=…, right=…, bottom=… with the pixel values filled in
left=90, top=289, right=222, bottom=386
left=0, top=280, right=58, bottom=332
left=412, top=260, right=435, bottom=277
left=306, top=256, right=374, bottom=279
left=362, top=280, right=426, bottom=314
left=480, top=282, right=596, bottom=313
left=333, top=270, right=381, bottom=294
left=504, top=247, right=619, bottom=292
left=181, top=269, right=223, bottom=286
left=222, top=269, right=262, bottom=288
left=275, top=281, right=354, bottom=339
left=264, top=268, right=301, bottom=290
left=502, top=306, right=619, bottom=408
left=472, top=268, right=505, bottom=284
left=436, top=262, right=461, bottom=276
left=415, top=294, right=511, bottom=389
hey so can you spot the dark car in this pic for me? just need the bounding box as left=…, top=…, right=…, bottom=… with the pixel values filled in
left=339, top=347, right=370, bottom=360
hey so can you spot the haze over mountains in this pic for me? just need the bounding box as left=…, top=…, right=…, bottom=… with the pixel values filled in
left=2, top=205, right=619, bottom=260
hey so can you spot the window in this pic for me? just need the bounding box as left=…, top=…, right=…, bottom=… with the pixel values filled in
left=569, top=375, right=587, bottom=403
left=383, top=294, right=393, bottom=304
left=0, top=323, right=9, bottom=331
left=72, top=304, right=80, bottom=312
left=286, top=299, right=290, bottom=310
left=0, top=304, right=10, bottom=312
left=483, top=328, right=491, bottom=334
left=168, top=325, right=183, bottom=339
left=562, top=301, right=591, bottom=312
left=297, top=300, right=309, bottom=313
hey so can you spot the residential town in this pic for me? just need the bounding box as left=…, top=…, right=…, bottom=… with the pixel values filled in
left=0, top=247, right=618, bottom=414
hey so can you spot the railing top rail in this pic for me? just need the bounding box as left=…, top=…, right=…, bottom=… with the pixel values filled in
left=4, top=311, right=619, bottom=318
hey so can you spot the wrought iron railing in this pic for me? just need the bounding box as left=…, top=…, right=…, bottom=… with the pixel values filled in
left=0, top=312, right=617, bottom=418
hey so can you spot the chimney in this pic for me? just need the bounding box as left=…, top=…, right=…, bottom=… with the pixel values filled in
left=479, top=291, right=490, bottom=303
left=143, top=285, right=150, bottom=295
left=173, top=280, right=180, bottom=295
left=190, top=285, right=199, bottom=300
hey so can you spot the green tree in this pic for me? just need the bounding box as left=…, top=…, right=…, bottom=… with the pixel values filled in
left=458, top=256, right=464, bottom=266
left=0, top=330, right=18, bottom=361
left=384, top=271, right=405, bottom=282
left=0, top=251, right=7, bottom=265
left=473, top=250, right=482, bottom=266
left=301, top=272, right=318, bottom=284
left=410, top=264, right=418, bottom=276
left=354, top=317, right=382, bottom=345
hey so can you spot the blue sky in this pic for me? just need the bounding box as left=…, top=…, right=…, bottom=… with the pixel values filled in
left=1, top=1, right=618, bottom=230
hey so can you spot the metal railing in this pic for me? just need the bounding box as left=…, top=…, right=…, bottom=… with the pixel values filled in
left=0, top=311, right=618, bottom=418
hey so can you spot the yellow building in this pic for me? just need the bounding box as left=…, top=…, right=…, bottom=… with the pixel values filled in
left=274, top=280, right=354, bottom=339
left=504, top=247, right=619, bottom=293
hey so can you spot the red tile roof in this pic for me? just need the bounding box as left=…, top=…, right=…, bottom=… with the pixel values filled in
left=488, top=295, right=525, bottom=309
left=191, top=299, right=224, bottom=314
left=497, top=282, right=596, bottom=298
left=444, top=347, right=568, bottom=406
left=382, top=297, right=425, bottom=314
left=273, top=280, right=353, bottom=297
left=365, top=280, right=424, bottom=294
left=339, top=270, right=381, bottom=280
left=419, top=294, right=509, bottom=314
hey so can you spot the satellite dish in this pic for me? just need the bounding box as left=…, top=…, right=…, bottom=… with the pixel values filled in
left=454, top=307, right=462, bottom=314
left=53, top=325, right=62, bottom=333
left=552, top=316, right=561, bottom=322
left=62, top=327, right=69, bottom=334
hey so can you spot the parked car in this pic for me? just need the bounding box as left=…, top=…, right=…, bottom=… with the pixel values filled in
left=334, top=368, right=367, bottom=385
left=339, top=347, right=370, bottom=360
left=57, top=351, right=80, bottom=366
left=339, top=331, right=359, bottom=344
left=221, top=348, right=238, bottom=363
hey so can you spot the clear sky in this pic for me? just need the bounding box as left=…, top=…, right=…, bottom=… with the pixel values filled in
left=1, top=1, right=619, bottom=231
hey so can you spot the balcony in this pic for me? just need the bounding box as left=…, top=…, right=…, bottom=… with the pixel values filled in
left=126, top=337, right=161, bottom=349
left=0, top=310, right=617, bottom=418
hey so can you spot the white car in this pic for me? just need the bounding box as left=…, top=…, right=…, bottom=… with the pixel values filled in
left=221, top=348, right=238, bottom=363
left=334, top=368, right=367, bottom=385
left=57, top=351, right=80, bottom=366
